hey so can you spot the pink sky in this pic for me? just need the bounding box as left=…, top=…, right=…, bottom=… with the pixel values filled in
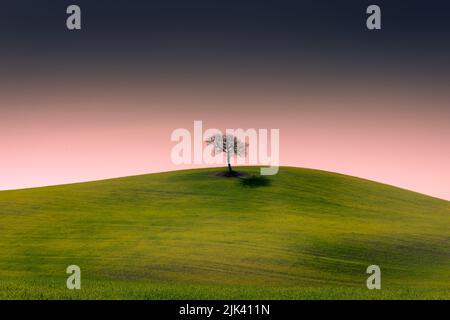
left=1, top=80, right=450, bottom=200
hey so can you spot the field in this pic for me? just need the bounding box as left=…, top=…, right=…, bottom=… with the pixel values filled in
left=0, top=167, right=449, bottom=299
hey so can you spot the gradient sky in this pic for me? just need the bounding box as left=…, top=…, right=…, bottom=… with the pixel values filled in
left=1, top=0, right=450, bottom=200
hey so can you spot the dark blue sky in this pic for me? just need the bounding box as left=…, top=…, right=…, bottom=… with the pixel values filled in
left=1, top=0, right=449, bottom=55
left=1, top=0, right=449, bottom=85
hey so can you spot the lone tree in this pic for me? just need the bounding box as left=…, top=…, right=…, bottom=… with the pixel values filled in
left=205, top=134, right=248, bottom=176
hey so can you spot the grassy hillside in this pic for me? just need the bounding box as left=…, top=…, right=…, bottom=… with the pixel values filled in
left=0, top=167, right=449, bottom=299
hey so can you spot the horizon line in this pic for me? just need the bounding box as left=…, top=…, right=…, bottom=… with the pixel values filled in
left=1, top=165, right=449, bottom=203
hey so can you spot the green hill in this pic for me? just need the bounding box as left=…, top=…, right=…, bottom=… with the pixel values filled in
left=0, top=167, right=449, bottom=299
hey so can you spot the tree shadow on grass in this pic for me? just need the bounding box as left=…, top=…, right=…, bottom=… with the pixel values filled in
left=212, top=171, right=246, bottom=178
left=239, top=175, right=272, bottom=188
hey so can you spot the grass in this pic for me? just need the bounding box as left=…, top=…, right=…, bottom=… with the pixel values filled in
left=0, top=166, right=449, bottom=299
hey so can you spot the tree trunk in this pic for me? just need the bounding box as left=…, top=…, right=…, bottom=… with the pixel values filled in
left=227, top=151, right=233, bottom=174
